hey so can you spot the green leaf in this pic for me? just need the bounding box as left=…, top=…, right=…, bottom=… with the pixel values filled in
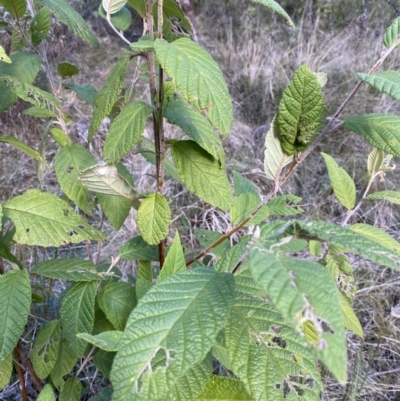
left=120, top=235, right=159, bottom=261
left=94, top=349, right=115, bottom=378
left=0, top=45, right=11, bottom=64
left=87, top=389, right=112, bottom=401
left=263, top=116, right=294, bottom=180
left=137, top=193, right=171, bottom=245
left=172, top=140, right=233, bottom=210
left=37, top=384, right=56, bottom=401
left=349, top=223, right=400, bottom=253
left=103, top=101, right=153, bottom=163
left=340, top=293, right=363, bottom=338
left=215, top=239, right=248, bottom=273
left=309, top=240, right=322, bottom=257
left=230, top=193, right=260, bottom=225
left=54, top=145, right=96, bottom=214
left=97, top=282, right=136, bottom=331
left=196, top=376, right=252, bottom=401
left=32, top=258, right=103, bottom=281
left=77, top=331, right=123, bottom=352
left=367, top=147, right=384, bottom=178
left=50, top=128, right=71, bottom=147
left=249, top=0, right=294, bottom=27
left=60, top=281, right=97, bottom=355
left=194, top=228, right=230, bottom=258
left=0, top=51, right=42, bottom=113
left=130, top=34, right=154, bottom=52
left=111, top=268, right=235, bottom=401
left=57, top=61, right=80, bottom=79
left=158, top=231, right=186, bottom=281
left=163, top=82, right=225, bottom=164
left=78, top=163, right=136, bottom=199
left=344, top=114, right=400, bottom=157
left=232, top=171, right=260, bottom=198
left=358, top=71, right=400, bottom=101
left=59, top=377, right=83, bottom=401
left=165, top=356, right=212, bottom=401
left=50, top=340, right=79, bottom=390
left=157, top=0, right=192, bottom=42
left=264, top=194, right=303, bottom=217
left=23, top=106, right=56, bottom=118
left=64, top=83, right=97, bottom=105
left=0, top=269, right=31, bottom=362
left=321, top=152, right=356, bottom=210
left=290, top=220, right=400, bottom=270
left=154, top=38, right=233, bottom=136
left=89, top=52, right=130, bottom=140
left=0, top=353, right=13, bottom=390
left=0, top=135, right=46, bottom=164
left=223, top=297, right=323, bottom=401
left=383, top=16, right=400, bottom=48
left=0, top=0, right=26, bottom=18
left=93, top=163, right=136, bottom=230
left=277, top=65, right=325, bottom=155
left=99, top=4, right=132, bottom=30
left=367, top=190, right=400, bottom=204
left=31, top=7, right=51, bottom=45
left=249, top=248, right=347, bottom=383
left=38, top=0, right=98, bottom=47
left=102, top=0, right=127, bottom=14
left=31, top=320, right=60, bottom=379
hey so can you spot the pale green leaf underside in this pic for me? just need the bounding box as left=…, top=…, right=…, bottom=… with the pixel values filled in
left=340, top=294, right=363, bottom=338
left=60, top=281, right=97, bottom=355
left=367, top=147, right=384, bottom=178
left=55, top=144, right=96, bottom=214
left=291, top=220, right=400, bottom=270
left=163, top=82, right=225, bottom=164
left=0, top=135, right=46, bottom=164
left=77, top=331, right=123, bottom=352
left=97, top=282, right=136, bottom=331
left=38, top=0, right=99, bottom=47
left=154, top=38, right=233, bottom=135
left=321, top=152, right=356, bottom=210
left=359, top=71, right=400, bottom=101
left=196, top=375, right=252, bottom=401
left=31, top=320, right=60, bottom=379
left=277, top=65, right=325, bottom=155
left=37, top=384, right=56, bottom=401
left=137, top=193, right=171, bottom=245
left=0, top=353, right=13, bottom=389
left=59, top=377, right=83, bottom=401
left=249, top=0, right=294, bottom=27
left=224, top=296, right=323, bottom=401
left=23, top=106, right=56, bottom=118
left=104, top=101, right=153, bottom=163
left=0, top=270, right=31, bottom=362
left=230, top=193, right=260, bottom=225
left=158, top=231, right=186, bottom=281
left=249, top=248, right=347, bottom=383
left=383, top=16, right=400, bottom=48
left=344, top=114, right=400, bottom=157
left=111, top=268, right=234, bottom=401
left=172, top=140, right=233, bottom=210
left=31, top=7, right=51, bottom=46
left=89, top=52, right=131, bottom=140
left=32, top=258, right=103, bottom=281
left=367, top=190, right=400, bottom=205
left=3, top=189, right=105, bottom=247
left=264, top=117, right=294, bottom=180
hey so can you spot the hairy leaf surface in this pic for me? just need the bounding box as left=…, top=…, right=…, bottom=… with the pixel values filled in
left=3, top=190, right=105, bottom=246
left=230, top=193, right=260, bottom=225
left=340, top=294, right=363, bottom=338
left=196, top=375, right=252, bottom=401
left=55, top=144, right=96, bottom=214
left=367, top=147, right=384, bottom=178
left=277, top=65, right=325, bottom=155
left=367, top=190, right=400, bottom=204
left=158, top=231, right=186, bottom=281
left=359, top=71, right=400, bottom=101
left=38, top=0, right=98, bottom=47
left=32, top=258, right=103, bottom=281
left=137, top=193, right=171, bottom=245
left=344, top=114, right=400, bottom=157
left=321, top=152, right=356, bottom=210
left=111, top=268, right=234, bottom=401
left=172, top=140, right=233, bottom=210
left=0, top=269, right=31, bottom=362
left=37, top=384, right=56, bottom=401
left=104, top=101, right=153, bottom=163
left=60, top=281, right=97, bottom=355
left=154, top=38, right=233, bottom=135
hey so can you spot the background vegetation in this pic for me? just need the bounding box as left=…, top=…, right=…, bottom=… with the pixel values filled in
left=2, top=0, right=400, bottom=399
